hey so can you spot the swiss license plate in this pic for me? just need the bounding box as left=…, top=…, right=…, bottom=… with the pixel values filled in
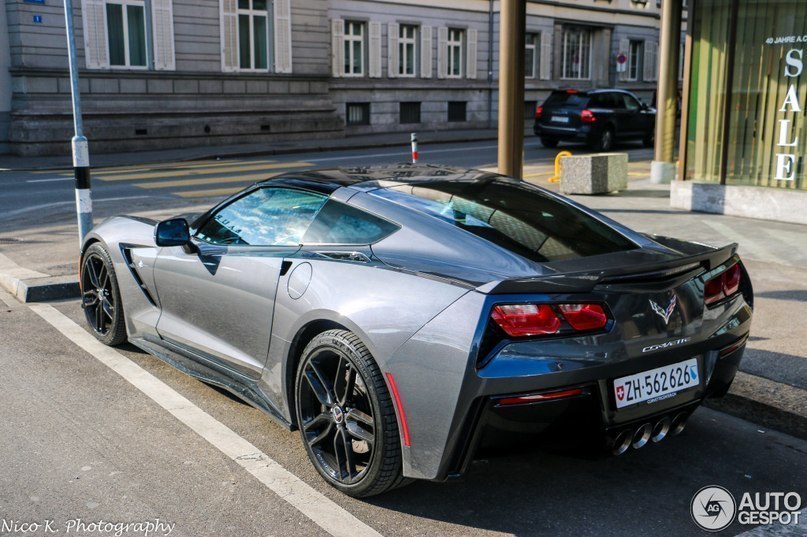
left=551, top=115, right=569, bottom=124
left=613, top=358, right=699, bottom=409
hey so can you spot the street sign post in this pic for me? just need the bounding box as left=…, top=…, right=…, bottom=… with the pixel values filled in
left=62, top=0, right=93, bottom=246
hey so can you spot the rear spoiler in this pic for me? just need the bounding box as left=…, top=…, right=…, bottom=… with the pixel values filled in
left=483, top=243, right=738, bottom=295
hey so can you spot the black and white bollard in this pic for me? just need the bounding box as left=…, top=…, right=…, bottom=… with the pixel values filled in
left=410, top=132, right=418, bottom=164
left=72, top=135, right=93, bottom=241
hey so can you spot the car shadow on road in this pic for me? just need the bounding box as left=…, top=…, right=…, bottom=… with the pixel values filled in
left=364, top=409, right=806, bottom=537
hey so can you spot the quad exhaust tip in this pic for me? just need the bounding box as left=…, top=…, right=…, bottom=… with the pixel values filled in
left=610, top=413, right=689, bottom=455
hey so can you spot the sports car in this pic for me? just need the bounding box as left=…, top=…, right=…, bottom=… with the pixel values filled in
left=79, top=164, right=753, bottom=497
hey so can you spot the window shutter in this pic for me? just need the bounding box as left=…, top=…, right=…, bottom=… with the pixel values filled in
left=437, top=26, right=448, bottom=79
left=151, top=0, right=175, bottom=71
left=331, top=19, right=344, bottom=77
left=539, top=31, right=552, bottom=80
left=644, top=40, right=658, bottom=81
left=466, top=28, right=478, bottom=79
left=368, top=21, right=382, bottom=78
left=274, top=0, right=292, bottom=73
left=387, top=22, right=399, bottom=78
left=420, top=25, right=432, bottom=78
left=81, top=0, right=108, bottom=69
left=220, top=0, right=238, bottom=72
left=618, top=38, right=630, bottom=81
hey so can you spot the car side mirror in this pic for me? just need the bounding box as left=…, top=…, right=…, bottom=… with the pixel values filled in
left=155, top=218, right=191, bottom=247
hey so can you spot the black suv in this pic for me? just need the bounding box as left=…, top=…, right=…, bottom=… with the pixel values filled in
left=534, top=89, right=656, bottom=151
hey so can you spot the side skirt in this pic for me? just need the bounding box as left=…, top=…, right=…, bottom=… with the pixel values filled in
left=129, top=337, right=294, bottom=431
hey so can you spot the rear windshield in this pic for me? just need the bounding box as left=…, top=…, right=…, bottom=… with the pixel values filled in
left=372, top=180, right=637, bottom=262
left=543, top=91, right=590, bottom=108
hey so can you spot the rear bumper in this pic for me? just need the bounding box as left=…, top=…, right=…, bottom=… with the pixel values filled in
left=533, top=121, right=594, bottom=142
left=432, top=294, right=752, bottom=481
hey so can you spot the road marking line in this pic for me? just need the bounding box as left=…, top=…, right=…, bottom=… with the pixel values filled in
left=304, top=142, right=543, bottom=163
left=29, top=303, right=382, bottom=537
left=91, top=158, right=281, bottom=176
left=136, top=172, right=281, bottom=189
left=0, top=196, right=156, bottom=220
left=98, top=162, right=311, bottom=181
left=27, top=177, right=75, bottom=183
left=173, top=187, right=246, bottom=198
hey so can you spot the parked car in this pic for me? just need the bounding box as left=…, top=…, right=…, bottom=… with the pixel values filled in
left=534, top=89, right=656, bottom=151
left=80, top=164, right=751, bottom=497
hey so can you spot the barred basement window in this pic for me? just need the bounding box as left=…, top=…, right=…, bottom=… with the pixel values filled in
left=448, top=101, right=466, bottom=122
left=400, top=102, right=421, bottom=124
left=346, top=103, right=370, bottom=125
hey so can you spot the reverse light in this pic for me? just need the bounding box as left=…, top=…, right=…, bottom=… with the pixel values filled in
left=490, top=303, right=608, bottom=338
left=535, top=106, right=543, bottom=119
left=557, top=304, right=608, bottom=331
left=704, top=263, right=743, bottom=306
left=580, top=109, right=596, bottom=123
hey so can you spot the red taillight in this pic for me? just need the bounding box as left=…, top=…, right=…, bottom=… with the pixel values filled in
left=497, top=388, right=584, bottom=407
left=491, top=304, right=560, bottom=337
left=491, top=303, right=608, bottom=338
left=723, top=263, right=741, bottom=296
left=535, top=106, right=543, bottom=119
left=557, top=304, right=608, bottom=331
left=581, top=109, right=596, bottom=123
left=704, top=263, right=743, bottom=306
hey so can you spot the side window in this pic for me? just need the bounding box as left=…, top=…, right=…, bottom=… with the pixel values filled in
left=196, top=188, right=327, bottom=246
left=608, top=93, right=624, bottom=109
left=621, top=94, right=641, bottom=112
left=302, top=200, right=399, bottom=244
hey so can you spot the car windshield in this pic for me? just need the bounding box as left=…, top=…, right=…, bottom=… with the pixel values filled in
left=372, top=180, right=637, bottom=262
left=543, top=91, right=590, bottom=108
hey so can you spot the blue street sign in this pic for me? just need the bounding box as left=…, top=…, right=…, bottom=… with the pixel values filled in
left=33, top=15, right=43, bottom=23
left=24, top=0, right=46, bottom=4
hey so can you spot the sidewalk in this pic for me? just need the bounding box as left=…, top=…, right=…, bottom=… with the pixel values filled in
left=0, top=128, right=502, bottom=172
left=0, top=163, right=804, bottom=442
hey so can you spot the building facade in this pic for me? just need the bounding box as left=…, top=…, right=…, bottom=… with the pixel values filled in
left=670, top=0, right=807, bottom=224
left=1, top=0, right=675, bottom=156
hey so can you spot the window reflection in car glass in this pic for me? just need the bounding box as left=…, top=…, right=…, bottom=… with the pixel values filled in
left=197, top=188, right=327, bottom=246
left=302, top=200, right=399, bottom=244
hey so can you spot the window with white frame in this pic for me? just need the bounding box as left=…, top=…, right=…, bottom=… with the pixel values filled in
left=525, top=33, right=539, bottom=78
left=561, top=27, right=592, bottom=80
left=399, top=24, right=417, bottom=77
left=447, top=28, right=464, bottom=78
left=106, top=0, right=147, bottom=67
left=628, top=40, right=643, bottom=81
left=82, top=0, right=175, bottom=71
left=237, top=0, right=272, bottom=71
left=344, top=21, right=365, bottom=76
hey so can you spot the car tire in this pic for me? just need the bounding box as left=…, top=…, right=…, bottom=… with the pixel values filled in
left=540, top=136, right=559, bottom=148
left=295, top=329, right=408, bottom=497
left=80, top=243, right=127, bottom=346
left=592, top=127, right=615, bottom=152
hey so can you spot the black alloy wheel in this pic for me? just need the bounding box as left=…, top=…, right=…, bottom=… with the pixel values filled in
left=295, top=330, right=406, bottom=497
left=81, top=243, right=127, bottom=346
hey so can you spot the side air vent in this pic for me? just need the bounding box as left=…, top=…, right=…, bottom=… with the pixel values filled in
left=121, top=246, right=158, bottom=306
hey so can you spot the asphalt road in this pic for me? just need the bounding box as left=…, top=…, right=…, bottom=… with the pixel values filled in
left=0, top=288, right=805, bottom=537
left=0, top=139, right=654, bottom=233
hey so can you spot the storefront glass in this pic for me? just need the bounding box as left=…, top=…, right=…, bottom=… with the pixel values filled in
left=686, top=0, right=807, bottom=190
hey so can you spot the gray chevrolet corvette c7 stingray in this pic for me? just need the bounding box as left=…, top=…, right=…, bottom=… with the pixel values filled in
left=79, top=164, right=753, bottom=497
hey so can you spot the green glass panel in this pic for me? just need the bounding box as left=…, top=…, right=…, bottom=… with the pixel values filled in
left=239, top=14, right=251, bottom=68
left=254, top=0, right=267, bottom=9
left=254, top=15, right=268, bottom=69
left=106, top=4, right=125, bottom=66
left=127, top=5, right=146, bottom=67
left=723, top=0, right=807, bottom=190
